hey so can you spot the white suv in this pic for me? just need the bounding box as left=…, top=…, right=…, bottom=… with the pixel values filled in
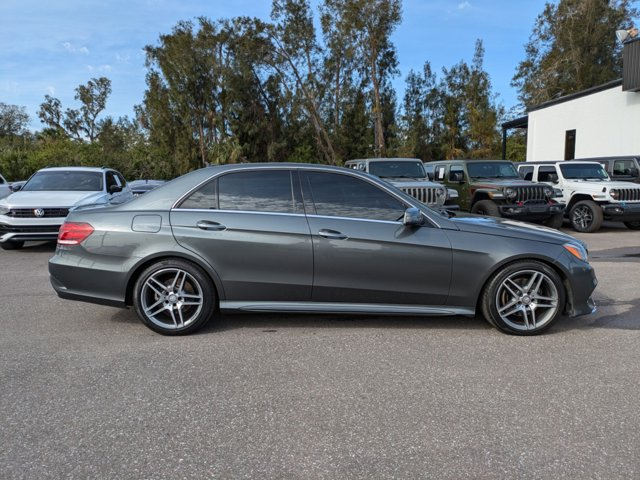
left=0, top=166, right=132, bottom=250
left=518, top=161, right=640, bottom=232
left=0, top=173, right=10, bottom=200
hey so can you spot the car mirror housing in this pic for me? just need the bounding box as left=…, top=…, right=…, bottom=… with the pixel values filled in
left=403, top=207, right=423, bottom=226
left=11, top=184, right=22, bottom=192
left=109, top=185, right=123, bottom=194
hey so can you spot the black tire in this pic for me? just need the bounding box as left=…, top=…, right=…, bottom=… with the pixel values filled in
left=569, top=200, right=603, bottom=233
left=1, top=240, right=24, bottom=251
left=471, top=199, right=500, bottom=217
left=543, top=213, right=564, bottom=229
left=480, top=260, right=565, bottom=335
left=132, top=258, right=216, bottom=335
left=624, top=221, right=640, bottom=230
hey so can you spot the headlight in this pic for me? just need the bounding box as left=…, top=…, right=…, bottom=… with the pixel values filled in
left=0, top=205, right=9, bottom=215
left=563, top=242, right=588, bottom=262
left=610, top=189, right=619, bottom=200
left=504, top=187, right=517, bottom=199
left=544, top=186, right=554, bottom=198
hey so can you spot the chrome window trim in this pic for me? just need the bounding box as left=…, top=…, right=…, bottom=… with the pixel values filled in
left=171, top=208, right=307, bottom=218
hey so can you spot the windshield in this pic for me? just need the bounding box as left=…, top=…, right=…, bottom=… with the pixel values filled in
left=23, top=171, right=103, bottom=191
left=467, top=162, right=519, bottom=179
left=368, top=161, right=427, bottom=179
left=560, top=163, right=609, bottom=180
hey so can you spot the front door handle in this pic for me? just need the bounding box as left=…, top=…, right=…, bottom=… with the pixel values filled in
left=318, top=229, right=348, bottom=240
left=196, top=220, right=226, bottom=231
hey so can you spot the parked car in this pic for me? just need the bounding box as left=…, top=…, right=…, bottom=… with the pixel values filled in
left=344, top=158, right=453, bottom=208
left=517, top=161, right=640, bottom=232
left=49, top=163, right=596, bottom=336
left=129, top=179, right=166, bottom=196
left=0, top=173, right=10, bottom=199
left=568, top=156, right=640, bottom=183
left=0, top=166, right=133, bottom=250
left=428, top=160, right=566, bottom=228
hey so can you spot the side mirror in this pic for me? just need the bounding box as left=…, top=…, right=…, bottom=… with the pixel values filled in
left=548, top=173, right=559, bottom=183
left=403, top=207, right=423, bottom=227
left=109, top=185, right=123, bottom=194
left=10, top=184, right=22, bottom=192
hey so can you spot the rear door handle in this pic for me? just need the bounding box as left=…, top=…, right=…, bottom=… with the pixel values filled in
left=196, top=220, right=226, bottom=231
left=318, top=229, right=348, bottom=240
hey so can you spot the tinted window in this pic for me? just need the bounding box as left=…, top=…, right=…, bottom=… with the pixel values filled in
left=467, top=162, right=519, bottom=179
left=180, top=180, right=217, bottom=209
left=612, top=159, right=637, bottom=176
left=559, top=163, right=608, bottom=180
left=219, top=171, right=297, bottom=213
left=538, top=166, right=558, bottom=182
left=303, top=172, right=406, bottom=221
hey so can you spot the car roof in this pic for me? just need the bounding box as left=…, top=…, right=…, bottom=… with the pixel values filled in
left=346, top=158, right=422, bottom=163
left=36, top=166, right=113, bottom=173
left=519, top=161, right=603, bottom=166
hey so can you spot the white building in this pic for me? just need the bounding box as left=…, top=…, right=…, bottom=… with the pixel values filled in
left=526, top=80, right=640, bottom=161
left=501, top=38, right=640, bottom=162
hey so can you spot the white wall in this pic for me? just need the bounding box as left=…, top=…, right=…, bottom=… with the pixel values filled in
left=526, top=85, right=640, bottom=161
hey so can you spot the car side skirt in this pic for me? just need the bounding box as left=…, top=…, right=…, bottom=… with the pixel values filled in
left=220, top=301, right=475, bottom=317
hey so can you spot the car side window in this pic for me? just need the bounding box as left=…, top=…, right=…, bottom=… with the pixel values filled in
left=538, top=166, right=558, bottom=182
left=449, top=166, right=464, bottom=182
left=218, top=170, right=298, bottom=213
left=116, top=172, right=127, bottom=187
left=302, top=171, right=406, bottom=222
left=180, top=180, right=218, bottom=209
left=106, top=172, right=119, bottom=191
left=519, top=166, right=534, bottom=181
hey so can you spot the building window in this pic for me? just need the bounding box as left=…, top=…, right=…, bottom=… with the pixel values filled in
left=564, top=129, right=576, bottom=160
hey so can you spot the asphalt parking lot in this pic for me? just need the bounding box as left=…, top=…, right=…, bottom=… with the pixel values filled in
left=1, top=223, right=638, bottom=479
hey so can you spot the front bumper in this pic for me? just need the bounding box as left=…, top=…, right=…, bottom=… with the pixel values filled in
left=498, top=201, right=565, bottom=220
left=602, top=202, right=640, bottom=221
left=0, top=221, right=62, bottom=243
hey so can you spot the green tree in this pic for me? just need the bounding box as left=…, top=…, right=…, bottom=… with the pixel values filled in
left=0, top=102, right=30, bottom=137
left=322, top=0, right=401, bottom=158
left=513, top=0, right=638, bottom=108
left=38, top=77, right=111, bottom=142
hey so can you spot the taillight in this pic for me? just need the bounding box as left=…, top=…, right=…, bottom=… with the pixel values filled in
left=57, top=222, right=94, bottom=245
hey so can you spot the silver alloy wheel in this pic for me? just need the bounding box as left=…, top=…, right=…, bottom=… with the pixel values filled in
left=572, top=205, right=593, bottom=230
left=494, top=269, right=559, bottom=332
left=140, top=267, right=204, bottom=330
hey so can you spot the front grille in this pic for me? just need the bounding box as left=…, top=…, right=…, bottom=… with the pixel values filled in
left=615, top=188, right=640, bottom=202
left=514, top=186, right=547, bottom=203
left=399, top=187, right=442, bottom=205
left=7, top=208, right=70, bottom=218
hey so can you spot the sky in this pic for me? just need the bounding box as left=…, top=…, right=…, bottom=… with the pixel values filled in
left=0, top=0, right=552, bottom=131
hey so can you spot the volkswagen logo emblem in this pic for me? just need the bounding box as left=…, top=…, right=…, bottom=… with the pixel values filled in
left=34, top=208, right=45, bottom=218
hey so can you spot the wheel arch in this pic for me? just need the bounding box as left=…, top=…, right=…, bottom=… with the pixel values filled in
left=124, top=251, right=225, bottom=308
left=474, top=255, right=572, bottom=316
left=566, top=193, right=595, bottom=210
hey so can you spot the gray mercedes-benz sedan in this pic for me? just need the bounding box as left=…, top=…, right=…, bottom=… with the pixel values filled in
left=49, top=163, right=597, bottom=336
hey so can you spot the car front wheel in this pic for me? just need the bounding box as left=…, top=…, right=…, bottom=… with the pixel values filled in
left=471, top=199, right=500, bottom=217
left=624, top=220, right=640, bottom=230
left=481, top=261, right=565, bottom=335
left=570, top=200, right=603, bottom=233
left=133, top=259, right=216, bottom=335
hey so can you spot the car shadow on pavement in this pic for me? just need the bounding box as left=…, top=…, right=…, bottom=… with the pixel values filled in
left=554, top=297, right=640, bottom=332
left=196, top=313, right=493, bottom=335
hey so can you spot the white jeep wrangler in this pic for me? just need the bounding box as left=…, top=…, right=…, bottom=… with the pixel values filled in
left=518, top=161, right=640, bottom=232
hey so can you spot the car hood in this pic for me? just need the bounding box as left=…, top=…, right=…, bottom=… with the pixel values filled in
left=0, top=190, right=108, bottom=208
left=446, top=211, right=581, bottom=246
left=385, top=178, right=443, bottom=188
left=471, top=179, right=538, bottom=188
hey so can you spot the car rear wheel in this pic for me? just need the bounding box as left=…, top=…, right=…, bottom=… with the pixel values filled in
left=133, top=259, right=216, bottom=335
left=481, top=261, right=565, bottom=335
left=1, top=240, right=24, bottom=250
left=471, top=199, right=500, bottom=217
left=570, top=200, right=603, bottom=233
left=543, top=213, right=564, bottom=229
left=624, top=220, right=640, bottom=230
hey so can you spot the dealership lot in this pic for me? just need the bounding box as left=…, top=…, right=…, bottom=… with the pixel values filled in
left=1, top=223, right=638, bottom=478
